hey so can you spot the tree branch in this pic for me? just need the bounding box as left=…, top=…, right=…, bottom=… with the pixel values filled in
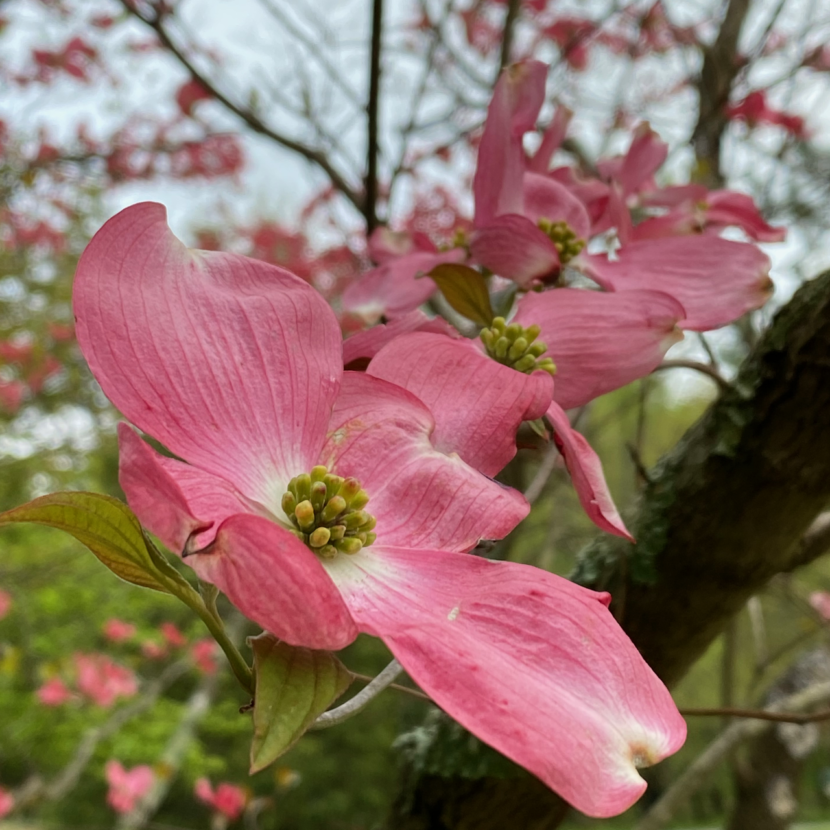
left=365, top=0, right=384, bottom=233
left=117, top=0, right=365, bottom=214
left=691, top=0, right=752, bottom=187
left=498, top=0, right=521, bottom=73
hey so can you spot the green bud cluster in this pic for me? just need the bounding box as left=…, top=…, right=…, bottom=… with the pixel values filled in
left=479, top=317, right=556, bottom=376
left=281, top=466, right=377, bottom=559
left=537, top=218, right=585, bottom=264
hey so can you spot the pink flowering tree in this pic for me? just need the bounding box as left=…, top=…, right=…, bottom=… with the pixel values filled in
left=2, top=1, right=830, bottom=828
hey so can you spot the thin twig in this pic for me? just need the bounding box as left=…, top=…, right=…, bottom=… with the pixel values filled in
left=523, top=445, right=560, bottom=505
left=636, top=679, right=830, bottom=830
left=498, top=0, right=521, bottom=73
left=312, top=659, right=403, bottom=729
left=652, top=359, right=731, bottom=392
left=365, top=0, right=384, bottom=232
left=351, top=672, right=430, bottom=701
left=680, top=705, right=830, bottom=724
left=116, top=0, right=364, bottom=214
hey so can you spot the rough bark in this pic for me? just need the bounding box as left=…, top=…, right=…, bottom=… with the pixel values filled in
left=384, top=272, right=830, bottom=829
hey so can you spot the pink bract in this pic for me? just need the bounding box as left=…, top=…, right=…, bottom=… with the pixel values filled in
left=195, top=778, right=246, bottom=821
left=0, top=786, right=14, bottom=820
left=37, top=677, right=73, bottom=707
left=105, top=761, right=154, bottom=814
left=0, top=588, right=11, bottom=620
left=102, top=618, right=135, bottom=643
left=74, top=653, right=138, bottom=707
left=74, top=203, right=686, bottom=817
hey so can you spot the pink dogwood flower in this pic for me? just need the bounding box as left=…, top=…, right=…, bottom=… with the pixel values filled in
left=74, top=203, right=685, bottom=817
left=0, top=786, right=14, bottom=819
left=103, top=618, right=136, bottom=643
left=0, top=588, right=11, bottom=620
left=36, top=676, right=73, bottom=707
left=341, top=226, right=465, bottom=322
left=75, top=653, right=138, bottom=707
left=473, top=62, right=776, bottom=330
left=191, top=638, right=219, bottom=675
left=195, top=778, right=246, bottom=821
left=105, top=761, right=154, bottom=814
left=160, top=621, right=187, bottom=648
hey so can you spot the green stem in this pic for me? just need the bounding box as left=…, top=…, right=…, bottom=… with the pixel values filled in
left=193, top=600, right=254, bottom=696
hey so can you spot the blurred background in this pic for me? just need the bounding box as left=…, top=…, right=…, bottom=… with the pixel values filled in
left=3, top=0, right=830, bottom=828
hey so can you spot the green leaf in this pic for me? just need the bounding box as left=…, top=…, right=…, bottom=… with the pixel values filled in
left=427, top=263, right=495, bottom=327
left=249, top=633, right=353, bottom=772
left=0, top=491, right=184, bottom=594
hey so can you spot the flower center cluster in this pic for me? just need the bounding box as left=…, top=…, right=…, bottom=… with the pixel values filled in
left=479, top=317, right=556, bottom=376
left=281, top=466, right=376, bottom=559
left=537, top=218, right=585, bottom=264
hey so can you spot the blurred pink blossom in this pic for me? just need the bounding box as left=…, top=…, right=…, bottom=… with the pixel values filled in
left=105, top=761, right=154, bottom=814
left=160, top=621, right=187, bottom=648
left=0, top=786, right=14, bottom=819
left=141, top=640, right=168, bottom=660
left=195, top=778, right=246, bottom=821
left=75, top=654, right=138, bottom=707
left=0, top=589, right=11, bottom=620
left=809, top=591, right=830, bottom=620
left=36, top=677, right=72, bottom=707
left=102, top=619, right=136, bottom=643
left=190, top=639, right=218, bottom=675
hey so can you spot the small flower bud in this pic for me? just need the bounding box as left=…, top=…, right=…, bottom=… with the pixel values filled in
left=342, top=510, right=370, bottom=530
left=337, top=477, right=362, bottom=505
left=281, top=491, right=297, bottom=516
left=318, top=544, right=338, bottom=559
left=324, top=474, right=343, bottom=500
left=512, top=354, right=536, bottom=373
left=524, top=324, right=541, bottom=344
left=494, top=336, right=510, bottom=359
left=310, top=465, right=328, bottom=483
left=505, top=323, right=522, bottom=341
left=294, top=473, right=311, bottom=502
left=310, top=480, right=327, bottom=511
left=309, top=527, right=331, bottom=548
left=508, top=337, right=528, bottom=361
left=350, top=490, right=370, bottom=511
left=329, top=524, right=346, bottom=541
left=364, top=531, right=377, bottom=546
left=295, top=500, right=316, bottom=531
left=321, top=496, right=347, bottom=523
left=336, top=537, right=363, bottom=555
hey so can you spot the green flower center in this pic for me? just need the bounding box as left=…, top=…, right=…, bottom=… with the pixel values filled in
left=479, top=317, right=556, bottom=376
left=281, top=466, right=376, bottom=559
left=537, top=218, right=585, bottom=264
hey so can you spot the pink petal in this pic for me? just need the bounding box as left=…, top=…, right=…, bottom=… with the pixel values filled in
left=321, top=372, right=528, bottom=552
left=512, top=288, right=684, bottom=410
left=474, top=60, right=547, bottom=227
left=119, top=424, right=355, bottom=649
left=325, top=547, right=686, bottom=818
left=546, top=402, right=632, bottom=540
left=74, top=203, right=342, bottom=500
left=618, top=123, right=668, bottom=196
left=470, top=215, right=560, bottom=286
left=367, top=332, right=552, bottom=476
left=341, top=249, right=464, bottom=321
left=582, top=237, right=773, bottom=331
left=342, top=310, right=460, bottom=369
left=188, top=513, right=358, bottom=650
left=528, top=105, right=573, bottom=173
left=704, top=190, right=787, bottom=242
left=522, top=173, right=591, bottom=238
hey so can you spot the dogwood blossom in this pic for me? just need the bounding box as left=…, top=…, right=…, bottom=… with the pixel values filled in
left=74, top=202, right=686, bottom=817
